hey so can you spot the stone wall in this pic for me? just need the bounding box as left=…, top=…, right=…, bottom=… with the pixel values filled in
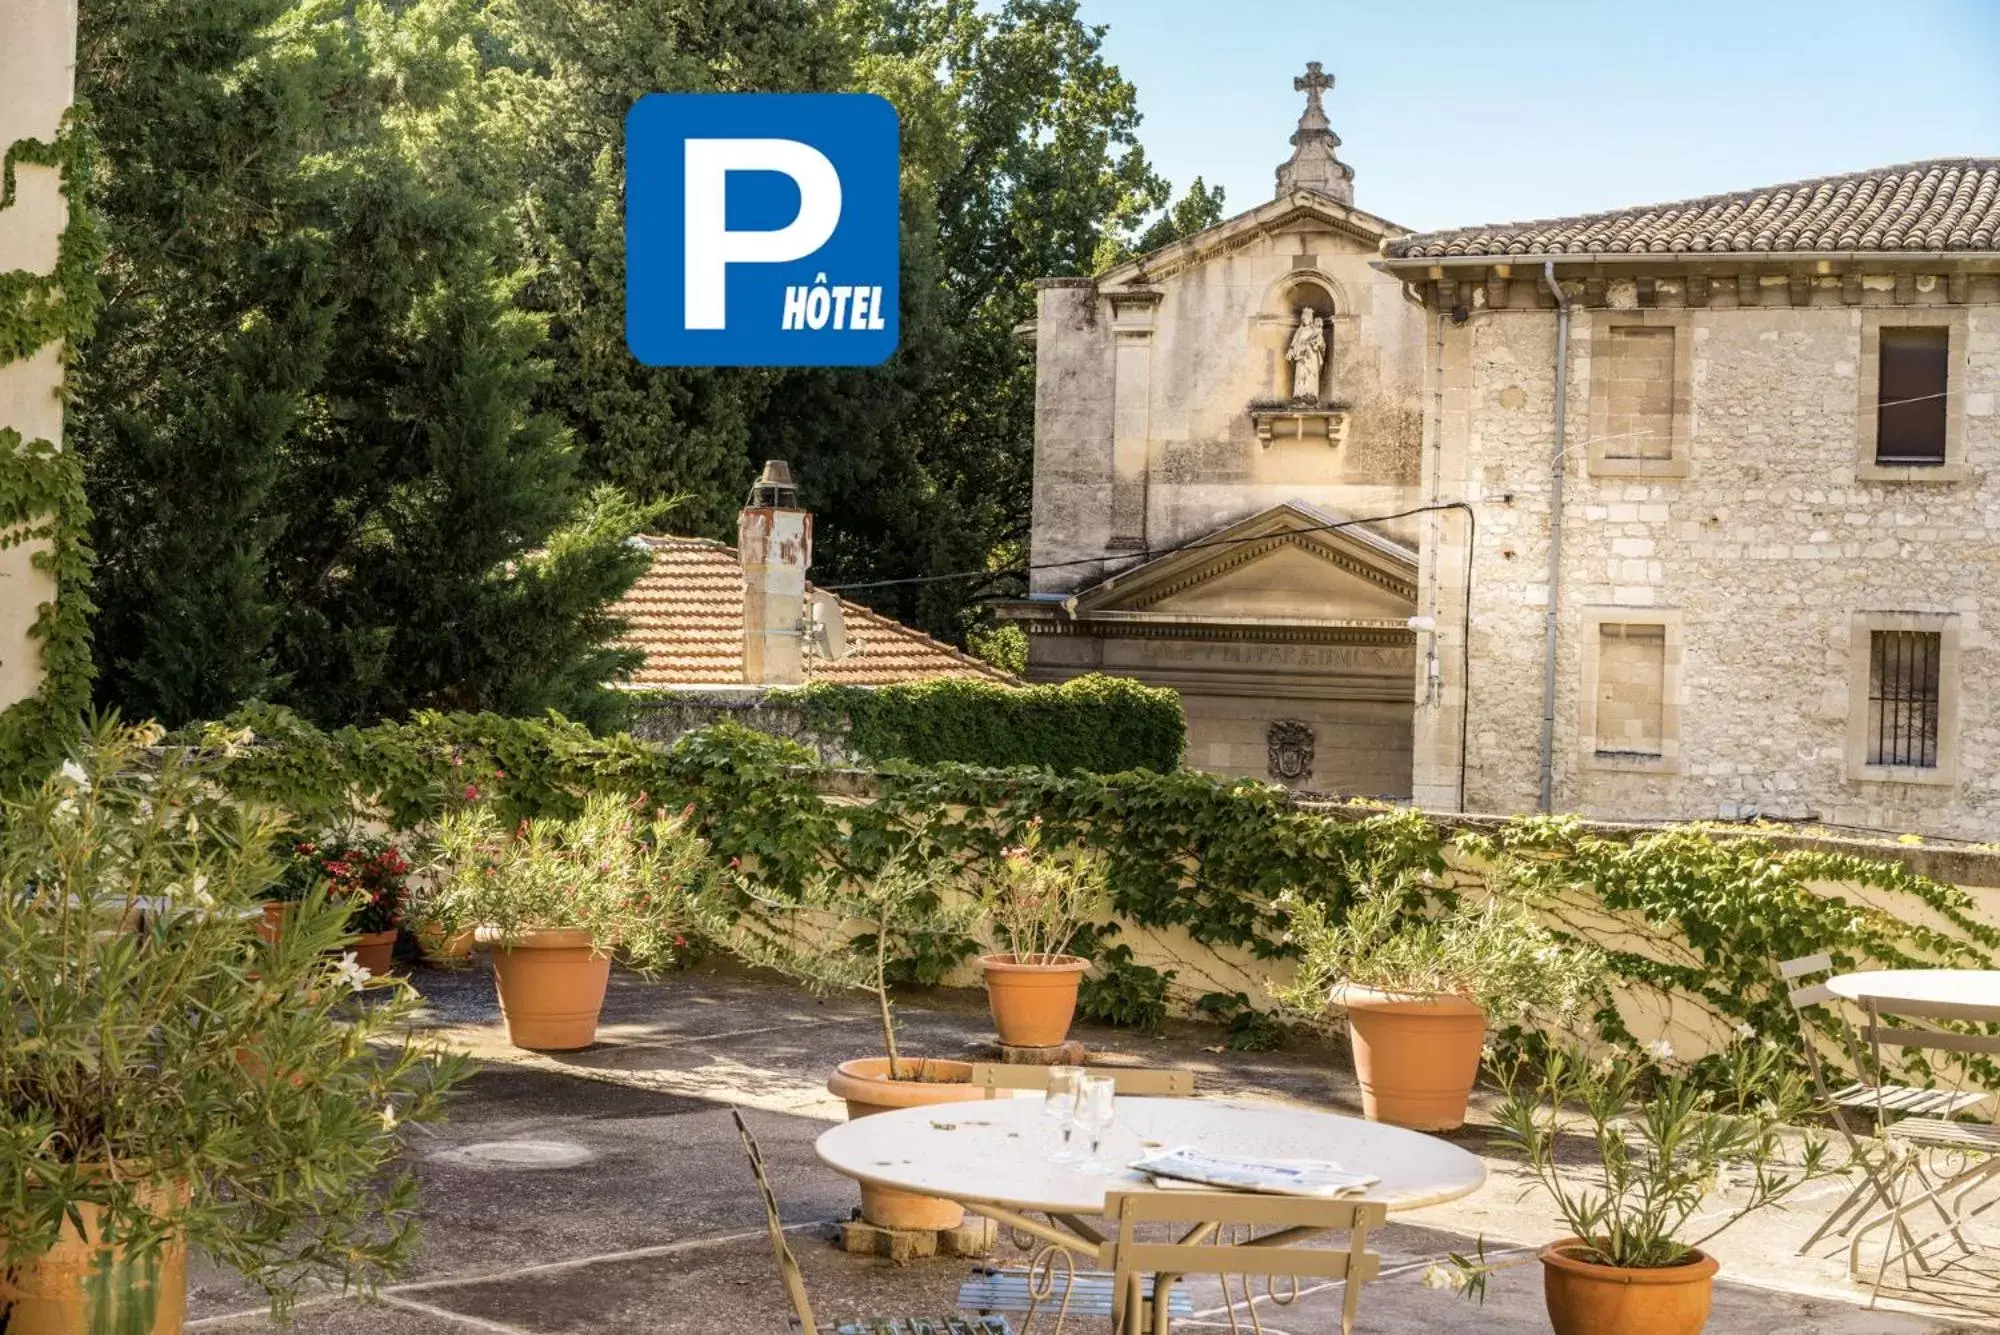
left=1027, top=219, right=1428, bottom=597
left=1411, top=274, right=2000, bottom=838
left=628, top=692, right=858, bottom=766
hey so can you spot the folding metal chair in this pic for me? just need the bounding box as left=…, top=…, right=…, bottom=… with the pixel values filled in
left=731, top=1110, right=1016, bottom=1335
left=1778, top=954, right=1990, bottom=1255
left=959, top=1065, right=1196, bottom=1325
left=967, top=1065, right=1196, bottom=1099
left=1099, top=1190, right=1387, bottom=1335
left=1841, top=1019, right=2000, bottom=1305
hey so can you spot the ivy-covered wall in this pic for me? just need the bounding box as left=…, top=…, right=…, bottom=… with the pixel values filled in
left=0, top=106, right=102, bottom=788
left=631, top=673, right=1186, bottom=774
left=188, top=706, right=1999, bottom=1075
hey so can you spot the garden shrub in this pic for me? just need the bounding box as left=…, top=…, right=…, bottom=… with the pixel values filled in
left=775, top=672, right=1185, bottom=773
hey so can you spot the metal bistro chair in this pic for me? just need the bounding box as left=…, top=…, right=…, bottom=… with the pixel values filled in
left=1843, top=1015, right=2000, bottom=1305
left=1779, top=954, right=1991, bottom=1256
left=1100, top=1190, right=1387, bottom=1335
left=959, top=1067, right=1197, bottom=1327
left=731, top=1110, right=1014, bottom=1335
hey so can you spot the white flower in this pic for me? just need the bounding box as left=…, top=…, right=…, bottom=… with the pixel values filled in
left=1644, top=1038, right=1675, bottom=1062
left=381, top=1103, right=399, bottom=1131
left=333, top=952, right=373, bottom=991
left=57, top=759, right=91, bottom=790
left=1733, top=1021, right=1757, bottom=1041
left=186, top=873, right=213, bottom=909
left=1420, top=1263, right=1469, bottom=1293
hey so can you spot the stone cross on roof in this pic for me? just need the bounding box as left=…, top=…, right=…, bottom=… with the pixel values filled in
left=1275, top=61, right=1354, bottom=205
left=1295, top=62, right=1333, bottom=114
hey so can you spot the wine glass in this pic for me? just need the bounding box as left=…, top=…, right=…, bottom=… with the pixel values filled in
left=1044, top=1065, right=1082, bottom=1162
left=1074, top=1075, right=1117, bottom=1174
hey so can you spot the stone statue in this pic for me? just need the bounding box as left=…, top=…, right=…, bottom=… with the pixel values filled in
left=1285, top=307, right=1326, bottom=401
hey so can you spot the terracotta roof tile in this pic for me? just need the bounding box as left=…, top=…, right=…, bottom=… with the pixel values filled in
left=614, top=536, right=1017, bottom=689
left=1383, top=159, right=2000, bottom=260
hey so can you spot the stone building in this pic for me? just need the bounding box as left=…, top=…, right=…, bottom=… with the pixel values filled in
left=1377, top=158, right=2000, bottom=838
left=1000, top=65, right=1431, bottom=796
left=1006, top=61, right=2000, bottom=837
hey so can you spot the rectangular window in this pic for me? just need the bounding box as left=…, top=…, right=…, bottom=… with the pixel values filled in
left=1602, top=327, right=1676, bottom=463
left=1876, top=328, right=1949, bottom=465
left=1594, top=623, right=1667, bottom=758
left=1867, top=630, right=1941, bottom=768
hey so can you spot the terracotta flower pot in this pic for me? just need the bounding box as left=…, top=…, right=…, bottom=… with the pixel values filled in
left=415, top=921, right=477, bottom=965
left=348, top=929, right=398, bottom=978
left=826, top=1057, right=986, bottom=1230
left=981, top=953, right=1090, bottom=1048
left=1540, top=1238, right=1718, bottom=1335
left=0, top=1175, right=189, bottom=1335
left=256, top=900, right=288, bottom=944
left=480, top=927, right=609, bottom=1051
left=1334, top=984, right=1486, bottom=1131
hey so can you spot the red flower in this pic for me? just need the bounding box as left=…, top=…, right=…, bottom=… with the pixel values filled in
left=673, top=935, right=688, bottom=948
left=463, top=784, right=479, bottom=802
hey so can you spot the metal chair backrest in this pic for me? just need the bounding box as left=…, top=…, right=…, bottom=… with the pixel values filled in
left=732, top=1109, right=818, bottom=1333
left=1098, top=1190, right=1385, bottom=1335
left=1778, top=953, right=1873, bottom=1132
left=968, top=1064, right=1195, bottom=1099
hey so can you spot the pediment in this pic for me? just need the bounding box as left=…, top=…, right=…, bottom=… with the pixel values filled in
left=1094, top=191, right=1409, bottom=291
left=1071, top=503, right=1417, bottom=625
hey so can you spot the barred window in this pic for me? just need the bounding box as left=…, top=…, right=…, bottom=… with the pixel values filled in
left=1867, top=630, right=1941, bottom=767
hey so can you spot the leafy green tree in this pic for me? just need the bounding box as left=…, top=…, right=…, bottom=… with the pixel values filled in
left=72, top=0, right=649, bottom=729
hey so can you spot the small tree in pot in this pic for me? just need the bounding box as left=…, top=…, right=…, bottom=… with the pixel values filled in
left=280, top=830, right=413, bottom=975
left=427, top=792, right=717, bottom=1051
left=977, top=819, right=1110, bottom=1049
left=1436, top=1039, right=1838, bottom=1335
left=0, top=721, right=462, bottom=1332
left=719, top=838, right=985, bottom=1230
left=1272, top=852, right=1601, bottom=1130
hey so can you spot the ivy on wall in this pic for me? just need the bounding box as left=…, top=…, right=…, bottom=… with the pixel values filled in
left=185, top=707, right=1999, bottom=1079
left=0, top=111, right=102, bottom=786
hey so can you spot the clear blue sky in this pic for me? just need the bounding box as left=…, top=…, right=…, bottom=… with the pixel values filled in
left=1069, top=0, right=2000, bottom=234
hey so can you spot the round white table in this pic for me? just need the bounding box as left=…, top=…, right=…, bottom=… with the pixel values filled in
left=1825, top=969, right=2000, bottom=1024
left=815, top=1096, right=1487, bottom=1218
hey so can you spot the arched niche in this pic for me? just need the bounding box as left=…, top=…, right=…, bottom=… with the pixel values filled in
left=1259, top=269, right=1346, bottom=402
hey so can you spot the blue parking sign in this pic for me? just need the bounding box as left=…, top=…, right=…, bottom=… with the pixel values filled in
left=625, top=93, right=900, bottom=367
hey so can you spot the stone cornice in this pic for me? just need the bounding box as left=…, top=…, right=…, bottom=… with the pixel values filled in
left=1023, top=618, right=1413, bottom=647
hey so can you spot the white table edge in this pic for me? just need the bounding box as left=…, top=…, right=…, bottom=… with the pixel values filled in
left=812, top=1098, right=1489, bottom=1215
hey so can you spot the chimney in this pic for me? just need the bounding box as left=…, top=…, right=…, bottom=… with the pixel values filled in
left=738, top=460, right=811, bottom=686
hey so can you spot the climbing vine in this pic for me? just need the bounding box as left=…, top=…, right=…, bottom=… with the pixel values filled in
left=0, top=109, right=102, bottom=786
left=180, top=706, right=2000, bottom=1081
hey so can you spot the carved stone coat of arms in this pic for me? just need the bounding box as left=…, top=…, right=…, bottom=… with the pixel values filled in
left=1266, top=721, right=1315, bottom=784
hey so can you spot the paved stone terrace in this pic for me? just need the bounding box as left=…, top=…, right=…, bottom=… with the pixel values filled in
left=187, top=961, right=2000, bottom=1333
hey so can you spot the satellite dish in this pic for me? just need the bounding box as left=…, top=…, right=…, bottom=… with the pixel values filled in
left=808, top=591, right=851, bottom=660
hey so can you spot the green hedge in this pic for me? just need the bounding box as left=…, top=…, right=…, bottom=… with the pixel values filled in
left=774, top=673, right=1184, bottom=773
left=184, top=706, right=1997, bottom=1080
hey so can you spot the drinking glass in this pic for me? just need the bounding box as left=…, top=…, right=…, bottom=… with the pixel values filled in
left=1074, top=1075, right=1117, bottom=1174
left=1044, top=1065, right=1083, bottom=1163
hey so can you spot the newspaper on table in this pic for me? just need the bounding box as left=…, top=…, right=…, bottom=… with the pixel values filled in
left=1129, top=1146, right=1379, bottom=1198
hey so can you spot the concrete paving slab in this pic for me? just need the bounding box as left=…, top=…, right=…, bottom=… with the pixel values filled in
left=187, top=961, right=1994, bottom=1333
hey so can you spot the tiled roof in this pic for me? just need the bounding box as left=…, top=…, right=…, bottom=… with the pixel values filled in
left=1384, top=159, right=2000, bottom=259
left=614, top=536, right=1016, bottom=689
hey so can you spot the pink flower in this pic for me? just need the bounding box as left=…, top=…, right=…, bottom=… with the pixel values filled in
left=463, top=784, right=479, bottom=802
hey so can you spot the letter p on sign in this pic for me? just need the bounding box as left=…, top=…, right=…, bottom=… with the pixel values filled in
left=627, top=94, right=899, bottom=366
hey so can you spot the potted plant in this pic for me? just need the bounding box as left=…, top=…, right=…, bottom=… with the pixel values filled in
left=977, top=819, right=1109, bottom=1049
left=429, top=792, right=716, bottom=1051
left=0, top=722, right=461, bottom=1332
left=282, top=831, right=411, bottom=976
left=1436, top=1039, right=1837, bottom=1335
left=723, top=840, right=986, bottom=1229
left=1272, top=856, right=1601, bottom=1130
